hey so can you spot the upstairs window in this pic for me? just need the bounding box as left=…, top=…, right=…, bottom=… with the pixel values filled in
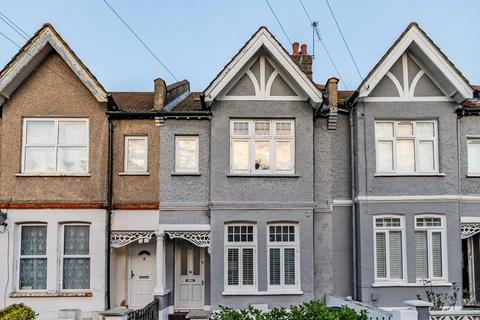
left=374, top=216, right=405, bottom=282
left=467, top=139, right=480, bottom=176
left=230, top=120, right=294, bottom=174
left=375, top=121, right=437, bottom=174
left=415, top=215, right=446, bottom=281
left=175, top=136, right=199, bottom=173
left=22, top=118, right=88, bottom=174
left=124, top=136, right=148, bottom=173
left=19, top=225, right=47, bottom=291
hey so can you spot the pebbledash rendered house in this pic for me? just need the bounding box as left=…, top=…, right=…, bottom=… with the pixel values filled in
left=0, top=21, right=480, bottom=320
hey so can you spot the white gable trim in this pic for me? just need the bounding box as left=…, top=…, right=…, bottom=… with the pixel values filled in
left=360, top=25, right=472, bottom=100
left=0, top=26, right=107, bottom=104
left=204, top=28, right=322, bottom=106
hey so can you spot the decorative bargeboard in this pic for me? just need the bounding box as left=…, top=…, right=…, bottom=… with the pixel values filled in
left=111, top=231, right=154, bottom=248
left=165, top=231, right=211, bottom=249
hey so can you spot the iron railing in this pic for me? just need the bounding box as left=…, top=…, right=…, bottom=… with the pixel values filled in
left=128, top=299, right=159, bottom=320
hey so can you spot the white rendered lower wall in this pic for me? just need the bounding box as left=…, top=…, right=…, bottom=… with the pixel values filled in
left=0, top=209, right=106, bottom=320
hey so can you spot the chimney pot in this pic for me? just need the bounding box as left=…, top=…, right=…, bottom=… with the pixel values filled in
left=300, top=44, right=307, bottom=55
left=153, top=78, right=167, bottom=111
left=292, top=42, right=299, bottom=55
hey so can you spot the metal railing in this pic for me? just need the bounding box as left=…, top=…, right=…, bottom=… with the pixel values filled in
left=128, top=299, right=160, bottom=320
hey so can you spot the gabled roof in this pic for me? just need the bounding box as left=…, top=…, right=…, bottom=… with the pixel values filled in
left=358, top=22, right=473, bottom=102
left=0, top=23, right=107, bottom=106
left=204, top=26, right=323, bottom=108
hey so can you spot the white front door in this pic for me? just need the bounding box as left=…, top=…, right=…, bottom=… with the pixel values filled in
left=129, top=242, right=156, bottom=309
left=175, top=240, right=205, bottom=310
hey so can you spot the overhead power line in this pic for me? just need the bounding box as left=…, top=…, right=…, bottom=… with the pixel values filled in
left=264, top=0, right=292, bottom=46
left=0, top=11, right=29, bottom=39
left=324, top=0, right=363, bottom=81
left=297, top=0, right=349, bottom=90
left=103, top=0, right=178, bottom=82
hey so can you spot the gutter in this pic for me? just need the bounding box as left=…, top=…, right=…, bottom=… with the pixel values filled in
left=106, top=110, right=212, bottom=120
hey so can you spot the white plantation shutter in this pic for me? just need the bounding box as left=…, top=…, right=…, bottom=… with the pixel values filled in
left=415, top=231, right=428, bottom=279
left=227, top=248, right=239, bottom=285
left=432, top=232, right=443, bottom=278
left=242, top=248, right=254, bottom=285
left=269, top=248, right=281, bottom=285
left=389, top=231, right=403, bottom=279
left=376, top=232, right=386, bottom=278
left=284, top=248, right=296, bottom=285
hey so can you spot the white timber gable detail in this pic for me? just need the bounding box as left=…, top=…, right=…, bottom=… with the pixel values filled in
left=204, top=27, right=322, bottom=108
left=359, top=23, right=473, bottom=103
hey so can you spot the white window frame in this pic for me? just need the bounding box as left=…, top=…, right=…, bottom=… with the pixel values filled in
left=374, top=120, right=438, bottom=174
left=59, top=223, right=91, bottom=291
left=467, top=138, right=480, bottom=176
left=175, top=135, right=199, bottom=173
left=223, top=224, right=257, bottom=293
left=21, top=118, right=89, bottom=175
left=415, top=215, right=448, bottom=282
left=124, top=135, right=148, bottom=173
left=373, top=215, right=407, bottom=283
left=267, top=223, right=301, bottom=292
left=17, top=223, right=48, bottom=292
left=230, top=119, right=295, bottom=174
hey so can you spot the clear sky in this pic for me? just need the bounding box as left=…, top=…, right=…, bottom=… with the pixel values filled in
left=1, top=0, right=478, bottom=92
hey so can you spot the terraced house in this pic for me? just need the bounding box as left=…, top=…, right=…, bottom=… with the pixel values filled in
left=0, top=21, right=479, bottom=320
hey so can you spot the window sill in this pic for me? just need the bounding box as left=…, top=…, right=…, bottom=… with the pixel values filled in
left=16, top=173, right=91, bottom=177
left=223, top=290, right=303, bottom=296
left=119, top=172, right=150, bottom=176
left=372, top=281, right=452, bottom=288
left=374, top=173, right=445, bottom=177
left=171, top=172, right=202, bottom=176
left=9, top=291, right=93, bottom=298
left=227, top=174, right=299, bottom=178
left=466, top=175, right=480, bottom=178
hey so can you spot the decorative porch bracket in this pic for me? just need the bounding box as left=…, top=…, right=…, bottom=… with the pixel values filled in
left=111, top=231, right=154, bottom=248
left=461, top=223, right=480, bottom=239
left=165, top=231, right=211, bottom=250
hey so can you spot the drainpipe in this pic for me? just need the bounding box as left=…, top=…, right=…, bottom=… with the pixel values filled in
left=105, top=115, right=114, bottom=310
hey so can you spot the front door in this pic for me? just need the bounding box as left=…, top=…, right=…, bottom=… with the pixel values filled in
left=129, top=242, right=156, bottom=309
left=175, top=240, right=205, bottom=310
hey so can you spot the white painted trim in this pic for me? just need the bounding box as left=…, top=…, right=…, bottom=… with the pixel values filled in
left=372, top=281, right=452, bottom=288
left=222, top=289, right=303, bottom=296
left=408, top=70, right=426, bottom=97
left=157, top=224, right=211, bottom=233
left=386, top=71, right=404, bottom=97
left=357, top=195, right=480, bottom=203
left=209, top=201, right=314, bottom=210
left=205, top=27, right=322, bottom=105
left=124, top=135, right=148, bottom=174
left=362, top=96, right=454, bottom=102
left=461, top=217, right=480, bottom=223
left=159, top=203, right=209, bottom=211
left=332, top=199, right=353, bottom=206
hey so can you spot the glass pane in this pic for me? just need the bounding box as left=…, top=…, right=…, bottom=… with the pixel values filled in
left=276, top=141, right=292, bottom=171
left=375, top=122, right=393, bottom=138
left=21, top=226, right=47, bottom=256
left=275, top=122, right=292, bottom=136
left=232, top=140, right=249, bottom=170
left=417, top=141, right=435, bottom=172
left=176, top=138, right=197, bottom=171
left=432, top=232, right=443, bottom=278
left=64, top=226, right=89, bottom=255
left=396, top=140, right=415, bottom=173
left=127, top=138, right=147, bottom=172
left=377, top=141, right=393, bottom=172
left=397, top=122, right=414, bottom=136
left=468, top=142, right=480, bottom=174
left=376, top=233, right=386, bottom=278
left=415, top=231, right=428, bottom=279
left=269, top=248, right=280, bottom=285
left=26, top=121, right=55, bottom=144
left=63, top=258, right=90, bottom=289
left=19, top=258, right=47, bottom=290
left=389, top=231, right=403, bottom=279
left=242, top=248, right=254, bottom=285
left=284, top=248, right=296, bottom=285
left=24, top=147, right=56, bottom=172
left=181, top=246, right=187, bottom=276
left=416, top=122, right=435, bottom=138
left=57, top=147, right=87, bottom=172
left=233, top=121, right=249, bottom=136
left=254, top=141, right=270, bottom=170
left=255, top=121, right=270, bottom=136
left=193, top=247, right=200, bottom=276
left=58, top=121, right=87, bottom=144
left=227, top=248, right=239, bottom=285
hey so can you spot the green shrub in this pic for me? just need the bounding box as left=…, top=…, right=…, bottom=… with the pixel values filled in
left=0, top=304, right=37, bottom=320
left=210, top=301, right=367, bottom=320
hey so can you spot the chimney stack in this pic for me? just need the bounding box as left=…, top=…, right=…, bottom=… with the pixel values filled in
left=153, top=78, right=167, bottom=111
left=326, top=77, right=339, bottom=109
left=291, top=43, right=313, bottom=80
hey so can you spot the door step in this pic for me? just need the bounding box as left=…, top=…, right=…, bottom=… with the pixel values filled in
left=169, top=312, right=188, bottom=320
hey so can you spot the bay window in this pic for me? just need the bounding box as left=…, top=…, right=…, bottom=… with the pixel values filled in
left=374, top=216, right=405, bottom=282
left=18, top=225, right=47, bottom=290
left=375, top=120, right=437, bottom=174
left=124, top=136, right=148, bottom=173
left=61, top=224, right=90, bottom=290
left=175, top=136, right=199, bottom=173
left=230, top=119, right=294, bottom=174
left=467, top=139, right=480, bottom=175
left=22, top=118, right=89, bottom=174
left=415, top=215, right=446, bottom=281
left=224, top=224, right=256, bottom=292
left=267, top=224, right=299, bottom=290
